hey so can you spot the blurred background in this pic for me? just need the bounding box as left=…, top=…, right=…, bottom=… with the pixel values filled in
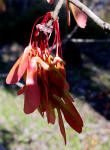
left=0, top=0, right=110, bottom=150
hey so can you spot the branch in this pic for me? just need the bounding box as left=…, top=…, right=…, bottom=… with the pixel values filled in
left=46, top=0, right=64, bottom=28
left=53, top=0, right=64, bottom=19
left=69, top=0, right=110, bottom=31
left=70, top=38, right=110, bottom=43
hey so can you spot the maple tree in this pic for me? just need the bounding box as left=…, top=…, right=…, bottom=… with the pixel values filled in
left=3, top=0, right=110, bottom=144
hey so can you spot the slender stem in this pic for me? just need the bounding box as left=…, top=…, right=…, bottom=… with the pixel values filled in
left=53, top=0, right=64, bottom=19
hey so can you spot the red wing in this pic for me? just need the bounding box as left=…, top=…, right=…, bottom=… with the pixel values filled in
left=57, top=108, right=66, bottom=145
left=54, top=95, right=83, bottom=133
left=49, top=68, right=70, bottom=91
left=24, top=83, right=40, bottom=114
left=6, top=55, right=23, bottom=84
left=24, top=57, right=40, bottom=114
left=70, top=1, right=87, bottom=28
left=18, top=46, right=30, bottom=81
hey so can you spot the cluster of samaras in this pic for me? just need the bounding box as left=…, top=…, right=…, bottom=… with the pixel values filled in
left=6, top=12, right=83, bottom=144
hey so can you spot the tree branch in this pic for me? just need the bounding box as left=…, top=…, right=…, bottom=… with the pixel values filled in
left=53, top=0, right=64, bottom=19
left=69, top=0, right=110, bottom=31
left=70, top=38, right=110, bottom=43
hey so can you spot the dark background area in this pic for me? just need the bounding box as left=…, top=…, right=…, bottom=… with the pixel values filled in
left=0, top=0, right=110, bottom=45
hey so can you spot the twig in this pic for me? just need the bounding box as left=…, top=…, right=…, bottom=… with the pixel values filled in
left=52, top=0, right=110, bottom=31
left=69, top=0, right=110, bottom=31
left=43, top=0, right=64, bottom=34
left=16, top=82, right=24, bottom=88
left=53, top=0, right=64, bottom=19
left=62, top=25, right=78, bottom=44
left=70, top=38, right=110, bottom=43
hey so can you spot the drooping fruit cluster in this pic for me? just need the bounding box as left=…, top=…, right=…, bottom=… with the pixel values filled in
left=6, top=12, right=83, bottom=144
